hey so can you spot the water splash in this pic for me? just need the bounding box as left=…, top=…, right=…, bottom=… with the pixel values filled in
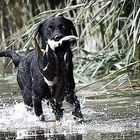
left=0, top=102, right=87, bottom=134
left=0, top=96, right=140, bottom=139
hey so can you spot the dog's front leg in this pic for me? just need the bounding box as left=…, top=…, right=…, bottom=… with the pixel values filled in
left=32, top=94, right=44, bottom=121
left=65, top=89, right=83, bottom=119
left=65, top=51, right=83, bottom=120
left=49, top=99, right=64, bottom=121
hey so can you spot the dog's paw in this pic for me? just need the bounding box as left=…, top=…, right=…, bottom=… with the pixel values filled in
left=54, top=120, right=62, bottom=126
left=39, top=114, right=45, bottom=121
left=73, top=117, right=85, bottom=124
left=26, top=105, right=33, bottom=112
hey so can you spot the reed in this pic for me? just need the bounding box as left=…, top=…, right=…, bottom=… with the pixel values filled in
left=0, top=0, right=139, bottom=90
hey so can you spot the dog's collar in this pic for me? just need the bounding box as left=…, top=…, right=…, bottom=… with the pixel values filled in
left=41, top=49, right=46, bottom=56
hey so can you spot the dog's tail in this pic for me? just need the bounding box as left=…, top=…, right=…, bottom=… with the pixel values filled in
left=0, top=50, right=22, bottom=67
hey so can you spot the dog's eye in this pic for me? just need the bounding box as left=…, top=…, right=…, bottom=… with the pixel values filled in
left=60, top=25, right=65, bottom=29
left=62, top=25, right=65, bottom=29
left=47, top=27, right=53, bottom=32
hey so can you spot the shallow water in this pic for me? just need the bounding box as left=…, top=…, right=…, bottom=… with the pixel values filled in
left=0, top=75, right=140, bottom=140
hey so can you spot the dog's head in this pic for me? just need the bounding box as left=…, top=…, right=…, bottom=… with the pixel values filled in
left=34, top=16, right=77, bottom=51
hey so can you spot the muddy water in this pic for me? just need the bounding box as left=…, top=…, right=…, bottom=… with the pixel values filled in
left=0, top=75, right=140, bottom=140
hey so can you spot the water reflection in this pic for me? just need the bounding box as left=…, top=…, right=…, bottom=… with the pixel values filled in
left=1, top=129, right=140, bottom=140
left=0, top=130, right=83, bottom=140
left=16, top=129, right=83, bottom=140
left=0, top=132, right=16, bottom=140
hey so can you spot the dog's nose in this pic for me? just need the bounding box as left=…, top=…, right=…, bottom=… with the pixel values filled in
left=54, top=34, right=63, bottom=41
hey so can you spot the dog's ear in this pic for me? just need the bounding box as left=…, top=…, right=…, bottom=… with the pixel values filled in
left=60, top=16, right=78, bottom=37
left=67, top=19, right=78, bottom=37
left=34, top=23, right=46, bottom=71
left=34, top=22, right=42, bottom=39
left=34, top=22, right=42, bottom=49
left=34, top=22, right=46, bottom=50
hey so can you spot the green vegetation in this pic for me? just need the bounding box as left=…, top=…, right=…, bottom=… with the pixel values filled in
left=0, top=0, right=140, bottom=92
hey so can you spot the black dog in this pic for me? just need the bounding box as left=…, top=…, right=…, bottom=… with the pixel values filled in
left=0, top=16, right=83, bottom=121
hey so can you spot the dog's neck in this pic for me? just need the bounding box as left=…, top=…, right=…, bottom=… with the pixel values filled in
left=55, top=49, right=69, bottom=61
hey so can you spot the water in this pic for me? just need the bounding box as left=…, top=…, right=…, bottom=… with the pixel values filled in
left=0, top=75, right=140, bottom=140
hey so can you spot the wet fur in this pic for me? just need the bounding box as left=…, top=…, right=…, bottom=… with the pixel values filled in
left=0, top=16, right=83, bottom=121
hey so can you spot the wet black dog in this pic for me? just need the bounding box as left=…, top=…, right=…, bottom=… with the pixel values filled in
left=0, top=16, right=83, bottom=121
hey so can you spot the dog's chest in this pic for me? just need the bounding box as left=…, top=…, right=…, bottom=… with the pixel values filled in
left=43, top=53, right=68, bottom=96
left=43, top=59, right=67, bottom=86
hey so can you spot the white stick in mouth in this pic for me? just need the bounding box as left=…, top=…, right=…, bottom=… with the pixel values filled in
left=47, top=35, right=78, bottom=51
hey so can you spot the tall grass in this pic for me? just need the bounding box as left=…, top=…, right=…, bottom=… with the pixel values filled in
left=0, top=0, right=140, bottom=91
